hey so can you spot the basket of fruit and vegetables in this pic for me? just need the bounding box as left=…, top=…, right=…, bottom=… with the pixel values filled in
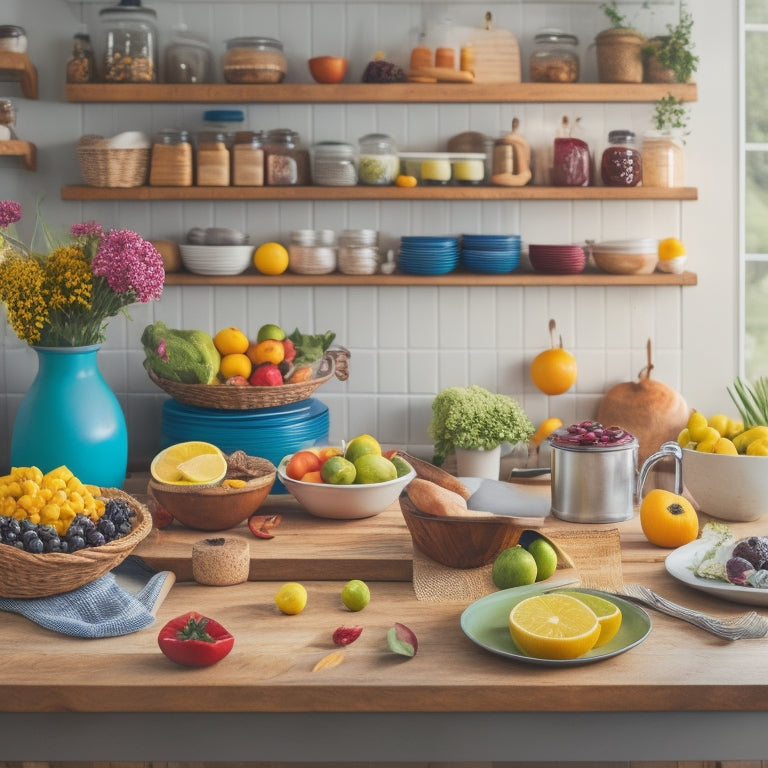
left=142, top=321, right=350, bottom=411
left=0, top=466, right=152, bottom=598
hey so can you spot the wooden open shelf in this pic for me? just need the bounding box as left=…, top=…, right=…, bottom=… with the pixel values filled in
left=64, top=81, right=698, bottom=105
left=163, top=269, right=697, bottom=288
left=61, top=184, right=698, bottom=202
left=0, top=52, right=38, bottom=99
left=0, top=140, right=36, bottom=170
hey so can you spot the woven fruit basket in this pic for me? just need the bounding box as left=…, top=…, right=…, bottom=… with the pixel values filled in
left=0, top=488, right=152, bottom=599
left=77, top=134, right=150, bottom=188
left=146, top=347, right=350, bottom=410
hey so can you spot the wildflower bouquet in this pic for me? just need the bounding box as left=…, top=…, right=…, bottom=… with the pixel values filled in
left=0, top=200, right=164, bottom=347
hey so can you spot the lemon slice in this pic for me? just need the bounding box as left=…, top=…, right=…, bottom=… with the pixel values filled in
left=150, top=441, right=226, bottom=485
left=508, top=593, right=601, bottom=660
left=559, top=591, right=623, bottom=647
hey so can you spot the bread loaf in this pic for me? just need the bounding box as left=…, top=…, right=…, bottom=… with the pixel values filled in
left=406, top=478, right=471, bottom=517
left=192, top=537, right=250, bottom=586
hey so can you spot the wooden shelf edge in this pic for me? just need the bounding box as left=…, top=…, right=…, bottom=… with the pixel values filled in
left=163, top=270, right=697, bottom=288
left=0, top=140, right=37, bottom=170
left=0, top=52, right=38, bottom=99
left=64, top=81, right=698, bottom=105
left=61, top=185, right=698, bottom=202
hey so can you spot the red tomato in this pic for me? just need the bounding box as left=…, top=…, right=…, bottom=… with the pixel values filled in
left=158, top=612, right=234, bottom=667
left=285, top=450, right=322, bottom=480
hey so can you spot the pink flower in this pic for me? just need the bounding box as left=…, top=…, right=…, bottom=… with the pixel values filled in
left=91, top=229, right=165, bottom=302
left=70, top=221, right=104, bottom=237
left=0, top=200, right=22, bottom=228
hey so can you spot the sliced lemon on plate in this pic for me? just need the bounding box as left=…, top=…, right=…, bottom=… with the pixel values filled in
left=559, top=591, right=623, bottom=647
left=150, top=441, right=227, bottom=485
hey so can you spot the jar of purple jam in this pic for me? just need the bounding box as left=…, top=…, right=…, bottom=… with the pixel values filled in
left=601, top=129, right=642, bottom=187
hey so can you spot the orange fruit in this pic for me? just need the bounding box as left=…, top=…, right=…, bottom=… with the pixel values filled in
left=249, top=339, right=285, bottom=366
left=639, top=489, right=699, bottom=548
left=285, top=450, right=322, bottom=481
left=219, top=353, right=252, bottom=380
left=531, top=417, right=563, bottom=447
left=300, top=470, right=324, bottom=483
left=289, top=366, right=314, bottom=383
left=213, top=326, right=249, bottom=356
left=254, top=242, right=289, bottom=275
left=530, top=347, right=578, bottom=396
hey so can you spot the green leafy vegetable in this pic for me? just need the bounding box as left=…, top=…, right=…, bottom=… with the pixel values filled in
left=728, top=376, right=768, bottom=428
left=288, top=328, right=336, bottom=366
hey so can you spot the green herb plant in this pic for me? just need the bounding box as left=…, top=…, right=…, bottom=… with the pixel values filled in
left=652, top=94, right=691, bottom=141
left=645, top=3, right=699, bottom=84
left=728, top=376, right=768, bottom=428
left=600, top=1, right=630, bottom=29
left=427, top=384, right=534, bottom=466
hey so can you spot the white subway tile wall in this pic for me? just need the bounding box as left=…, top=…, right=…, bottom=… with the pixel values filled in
left=0, top=0, right=699, bottom=473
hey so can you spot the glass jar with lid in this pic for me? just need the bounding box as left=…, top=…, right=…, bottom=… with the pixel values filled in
left=642, top=130, right=684, bottom=188
left=232, top=131, right=265, bottom=186
left=358, top=133, right=399, bottom=185
left=0, top=99, right=17, bottom=141
left=165, top=23, right=212, bottom=84
left=288, top=230, right=337, bottom=275
left=530, top=29, right=579, bottom=83
left=66, top=27, right=97, bottom=84
left=223, top=37, right=287, bottom=84
left=310, top=142, right=357, bottom=186
left=98, top=0, right=158, bottom=83
left=149, top=129, right=193, bottom=186
left=0, top=25, right=27, bottom=53
left=264, top=129, right=310, bottom=186
left=600, top=129, right=642, bottom=186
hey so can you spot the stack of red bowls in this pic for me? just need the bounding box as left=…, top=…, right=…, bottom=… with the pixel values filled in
left=528, top=244, right=586, bottom=274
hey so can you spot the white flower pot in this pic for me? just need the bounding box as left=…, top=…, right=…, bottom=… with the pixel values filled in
left=454, top=445, right=501, bottom=480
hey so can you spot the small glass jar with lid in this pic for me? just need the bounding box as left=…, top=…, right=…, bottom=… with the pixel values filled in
left=0, top=25, right=27, bottom=53
left=642, top=130, right=684, bottom=187
left=0, top=99, right=16, bottom=140
left=66, top=28, right=97, bottom=84
left=223, top=37, right=287, bottom=84
left=232, top=131, right=265, bottom=186
left=600, top=129, right=642, bottom=186
left=530, top=29, right=579, bottom=83
left=149, top=129, right=193, bottom=186
left=264, top=129, right=310, bottom=186
left=358, top=133, right=399, bottom=185
left=165, top=23, right=212, bottom=84
left=98, top=0, right=158, bottom=83
left=338, top=229, right=379, bottom=275
left=310, top=142, right=357, bottom=186
left=288, top=229, right=337, bottom=275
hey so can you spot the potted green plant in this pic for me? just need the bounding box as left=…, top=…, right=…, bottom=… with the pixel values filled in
left=428, top=385, right=534, bottom=478
left=644, top=4, right=698, bottom=84
left=595, top=1, right=647, bottom=84
left=642, top=94, right=689, bottom=187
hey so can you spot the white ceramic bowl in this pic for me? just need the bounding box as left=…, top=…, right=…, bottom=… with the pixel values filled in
left=590, top=238, right=659, bottom=275
left=277, top=454, right=416, bottom=519
left=179, top=244, right=254, bottom=276
left=682, top=448, right=768, bottom=522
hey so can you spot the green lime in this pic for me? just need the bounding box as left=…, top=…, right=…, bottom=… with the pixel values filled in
left=341, top=579, right=370, bottom=611
left=257, top=323, right=286, bottom=343
left=391, top=456, right=413, bottom=478
left=491, top=545, right=538, bottom=590
left=353, top=454, right=397, bottom=484
left=321, top=455, right=356, bottom=485
left=527, top=537, right=558, bottom=582
left=344, top=433, right=381, bottom=464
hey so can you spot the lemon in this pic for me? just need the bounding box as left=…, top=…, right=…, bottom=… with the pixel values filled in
left=213, top=326, right=249, bottom=355
left=150, top=441, right=226, bottom=485
left=559, top=591, right=622, bottom=647
left=353, top=454, right=397, bottom=484
left=274, top=582, right=308, bottom=615
left=341, top=579, right=370, bottom=611
left=531, top=417, right=563, bottom=447
left=177, top=452, right=229, bottom=484
left=344, top=434, right=381, bottom=464
left=530, top=348, right=578, bottom=396
left=492, top=546, right=538, bottom=589
left=219, top=352, right=252, bottom=380
left=254, top=242, right=290, bottom=275
left=508, top=593, right=601, bottom=660
left=658, top=237, right=686, bottom=261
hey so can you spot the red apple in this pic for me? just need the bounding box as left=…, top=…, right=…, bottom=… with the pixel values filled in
left=282, top=338, right=297, bottom=364
left=249, top=363, right=283, bottom=386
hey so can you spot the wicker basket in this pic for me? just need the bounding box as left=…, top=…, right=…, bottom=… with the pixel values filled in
left=0, top=488, right=153, bottom=599
left=145, top=347, right=350, bottom=410
left=77, top=134, right=150, bottom=188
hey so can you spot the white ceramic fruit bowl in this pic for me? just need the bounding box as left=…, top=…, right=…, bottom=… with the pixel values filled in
left=682, top=448, right=768, bottom=522
left=277, top=454, right=416, bottom=520
left=179, top=244, right=254, bottom=276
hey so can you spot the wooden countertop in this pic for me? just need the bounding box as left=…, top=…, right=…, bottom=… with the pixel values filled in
left=2, top=480, right=768, bottom=721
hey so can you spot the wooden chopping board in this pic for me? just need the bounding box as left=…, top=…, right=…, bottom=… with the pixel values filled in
left=465, top=12, right=521, bottom=83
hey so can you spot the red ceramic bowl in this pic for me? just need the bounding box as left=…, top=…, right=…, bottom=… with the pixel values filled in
left=308, top=56, right=349, bottom=84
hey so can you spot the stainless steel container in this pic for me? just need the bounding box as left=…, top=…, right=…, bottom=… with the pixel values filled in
left=551, top=435, right=639, bottom=523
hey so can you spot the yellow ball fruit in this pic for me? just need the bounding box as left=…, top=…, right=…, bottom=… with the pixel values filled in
left=254, top=242, right=289, bottom=275
left=213, top=326, right=249, bottom=356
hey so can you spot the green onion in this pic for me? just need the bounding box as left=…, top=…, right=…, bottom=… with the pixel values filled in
left=727, top=376, right=768, bottom=427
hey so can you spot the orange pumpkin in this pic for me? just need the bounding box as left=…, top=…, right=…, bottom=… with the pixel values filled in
left=639, top=489, right=699, bottom=548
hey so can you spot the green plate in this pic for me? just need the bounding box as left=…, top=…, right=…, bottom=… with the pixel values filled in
left=460, top=586, right=652, bottom=667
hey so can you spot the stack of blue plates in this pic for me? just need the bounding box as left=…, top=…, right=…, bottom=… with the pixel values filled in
left=460, top=234, right=522, bottom=274
left=161, top=397, right=330, bottom=494
left=398, top=236, right=460, bottom=275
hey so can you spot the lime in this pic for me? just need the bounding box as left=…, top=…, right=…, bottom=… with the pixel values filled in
left=341, top=579, right=370, bottom=611
left=321, top=455, right=356, bottom=485
left=559, top=591, right=623, bottom=647
left=274, top=582, right=308, bottom=615
left=527, top=537, right=558, bottom=582
left=391, top=456, right=413, bottom=478
left=257, top=323, right=286, bottom=343
left=492, top=545, right=538, bottom=589
left=344, top=434, right=381, bottom=464
left=353, top=454, right=397, bottom=484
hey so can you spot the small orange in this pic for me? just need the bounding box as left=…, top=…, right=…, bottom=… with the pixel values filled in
left=254, top=242, right=290, bottom=275
left=286, top=450, right=322, bottom=481
left=219, top=352, right=252, bottom=380
left=300, top=470, right=325, bottom=483
left=290, top=366, right=314, bottom=383
left=639, top=489, right=699, bottom=548
left=213, top=326, right=249, bottom=356
left=530, top=320, right=577, bottom=396
left=249, top=339, right=285, bottom=366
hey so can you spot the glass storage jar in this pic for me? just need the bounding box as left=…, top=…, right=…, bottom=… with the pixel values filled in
left=310, top=142, right=357, bottom=186
left=66, top=28, right=96, bottom=84
left=530, top=29, right=579, bottom=83
left=98, top=0, right=158, bottom=83
left=264, top=129, right=310, bottom=186
left=288, top=230, right=337, bottom=275
left=338, top=229, right=379, bottom=275
left=232, top=131, right=265, bottom=186
left=358, top=133, right=399, bottom=185
left=0, top=99, right=17, bottom=140
left=196, top=130, right=230, bottom=186
left=600, top=129, right=642, bottom=186
left=642, top=130, right=684, bottom=188
left=0, top=25, right=27, bottom=53
left=552, top=116, right=590, bottom=187
left=223, top=37, right=286, bottom=84
left=149, top=129, right=193, bottom=186
left=165, top=24, right=212, bottom=84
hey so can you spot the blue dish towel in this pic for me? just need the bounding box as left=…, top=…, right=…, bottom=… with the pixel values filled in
left=0, top=557, right=174, bottom=638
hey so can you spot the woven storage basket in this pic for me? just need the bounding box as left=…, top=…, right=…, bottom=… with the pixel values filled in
left=77, top=135, right=150, bottom=188
left=0, top=488, right=153, bottom=599
left=146, top=347, right=350, bottom=410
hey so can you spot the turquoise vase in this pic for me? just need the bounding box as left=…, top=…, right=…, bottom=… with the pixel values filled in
left=10, top=345, right=128, bottom=488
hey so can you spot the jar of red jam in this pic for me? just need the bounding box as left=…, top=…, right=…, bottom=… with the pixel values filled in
left=552, top=116, right=590, bottom=187
left=600, top=129, right=642, bottom=186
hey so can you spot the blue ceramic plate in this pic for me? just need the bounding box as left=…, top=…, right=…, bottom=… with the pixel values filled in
left=460, top=585, right=651, bottom=667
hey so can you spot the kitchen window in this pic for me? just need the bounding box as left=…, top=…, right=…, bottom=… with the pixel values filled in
left=742, top=0, right=768, bottom=377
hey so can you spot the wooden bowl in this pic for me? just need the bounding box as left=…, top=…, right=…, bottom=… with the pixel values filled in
left=591, top=239, right=658, bottom=275
left=148, top=457, right=276, bottom=531
left=308, top=56, right=349, bottom=84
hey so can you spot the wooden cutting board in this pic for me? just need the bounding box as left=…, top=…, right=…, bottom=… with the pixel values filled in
left=465, top=12, right=521, bottom=83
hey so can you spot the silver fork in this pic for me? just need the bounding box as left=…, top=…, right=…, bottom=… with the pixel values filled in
left=619, top=583, right=768, bottom=641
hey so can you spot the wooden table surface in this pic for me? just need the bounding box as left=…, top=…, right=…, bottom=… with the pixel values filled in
left=2, top=478, right=768, bottom=763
